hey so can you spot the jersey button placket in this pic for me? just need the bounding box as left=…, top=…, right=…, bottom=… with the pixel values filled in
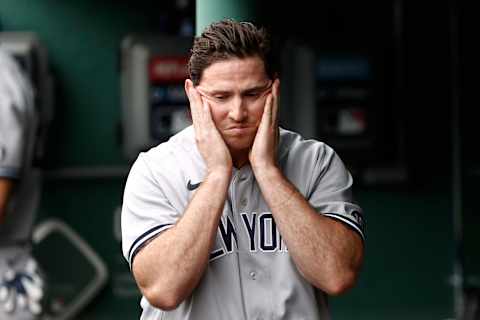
left=239, top=198, right=248, bottom=209
left=237, top=168, right=249, bottom=210
left=229, top=169, right=238, bottom=214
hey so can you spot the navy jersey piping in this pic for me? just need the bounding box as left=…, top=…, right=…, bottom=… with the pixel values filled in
left=322, top=212, right=365, bottom=241
left=128, top=223, right=173, bottom=264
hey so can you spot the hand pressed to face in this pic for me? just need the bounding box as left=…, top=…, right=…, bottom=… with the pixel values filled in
left=186, top=56, right=276, bottom=168
left=185, top=79, right=232, bottom=174
left=192, top=57, right=272, bottom=168
left=249, top=79, right=280, bottom=171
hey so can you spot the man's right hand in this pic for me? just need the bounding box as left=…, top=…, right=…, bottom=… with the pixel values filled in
left=185, top=79, right=232, bottom=175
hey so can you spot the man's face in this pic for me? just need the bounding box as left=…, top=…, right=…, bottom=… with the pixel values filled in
left=196, top=56, right=272, bottom=155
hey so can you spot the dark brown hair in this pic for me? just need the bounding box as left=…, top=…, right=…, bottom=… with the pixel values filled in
left=187, top=19, right=277, bottom=85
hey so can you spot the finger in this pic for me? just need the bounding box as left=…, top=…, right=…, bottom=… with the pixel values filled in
left=257, top=93, right=272, bottom=136
left=196, top=87, right=217, bottom=123
left=194, top=91, right=212, bottom=130
left=196, top=86, right=217, bottom=104
left=272, top=78, right=280, bottom=97
left=185, top=80, right=202, bottom=126
left=271, top=79, right=280, bottom=127
left=200, top=96, right=215, bottom=127
left=263, top=93, right=273, bottom=125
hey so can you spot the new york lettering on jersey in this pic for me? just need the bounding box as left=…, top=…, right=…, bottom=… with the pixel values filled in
left=209, top=211, right=288, bottom=261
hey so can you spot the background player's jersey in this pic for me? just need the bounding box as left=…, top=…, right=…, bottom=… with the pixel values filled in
left=122, top=126, right=365, bottom=320
left=0, top=47, right=40, bottom=245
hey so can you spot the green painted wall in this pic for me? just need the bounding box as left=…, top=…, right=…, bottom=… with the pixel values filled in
left=196, top=0, right=257, bottom=36
left=331, top=188, right=453, bottom=319
left=0, top=1, right=460, bottom=319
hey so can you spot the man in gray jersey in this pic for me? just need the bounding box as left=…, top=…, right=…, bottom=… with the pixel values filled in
left=122, top=19, right=365, bottom=319
left=0, top=47, right=44, bottom=319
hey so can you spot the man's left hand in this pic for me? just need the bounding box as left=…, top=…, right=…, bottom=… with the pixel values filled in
left=249, top=79, right=280, bottom=171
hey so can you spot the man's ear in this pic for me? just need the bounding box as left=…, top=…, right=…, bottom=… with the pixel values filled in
left=184, top=79, right=194, bottom=123
left=185, top=79, right=194, bottom=96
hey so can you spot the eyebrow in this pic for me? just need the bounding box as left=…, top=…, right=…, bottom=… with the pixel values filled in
left=202, top=81, right=272, bottom=96
left=243, top=82, right=272, bottom=94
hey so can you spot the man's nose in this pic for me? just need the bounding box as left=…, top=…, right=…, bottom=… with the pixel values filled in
left=228, top=97, right=247, bottom=121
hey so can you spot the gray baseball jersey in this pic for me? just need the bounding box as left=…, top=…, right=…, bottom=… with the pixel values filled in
left=0, top=47, right=39, bottom=245
left=0, top=47, right=41, bottom=319
left=121, top=126, right=365, bottom=320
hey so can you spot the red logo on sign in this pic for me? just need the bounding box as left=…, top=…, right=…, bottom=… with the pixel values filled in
left=149, top=56, right=188, bottom=83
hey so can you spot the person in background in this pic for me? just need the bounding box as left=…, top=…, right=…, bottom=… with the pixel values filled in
left=0, top=46, right=45, bottom=319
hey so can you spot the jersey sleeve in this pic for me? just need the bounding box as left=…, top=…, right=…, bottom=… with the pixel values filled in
left=121, top=153, right=182, bottom=268
left=0, top=54, right=30, bottom=179
left=307, top=144, right=365, bottom=241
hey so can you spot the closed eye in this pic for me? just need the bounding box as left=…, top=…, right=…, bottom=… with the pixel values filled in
left=243, top=82, right=272, bottom=99
left=213, top=94, right=230, bottom=101
left=243, top=91, right=265, bottom=100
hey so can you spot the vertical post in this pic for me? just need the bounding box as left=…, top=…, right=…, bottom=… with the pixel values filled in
left=449, top=0, right=464, bottom=319
left=196, top=0, right=257, bottom=36
left=392, top=0, right=407, bottom=166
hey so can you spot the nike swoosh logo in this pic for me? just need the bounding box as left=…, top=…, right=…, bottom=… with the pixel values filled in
left=187, top=180, right=201, bottom=191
